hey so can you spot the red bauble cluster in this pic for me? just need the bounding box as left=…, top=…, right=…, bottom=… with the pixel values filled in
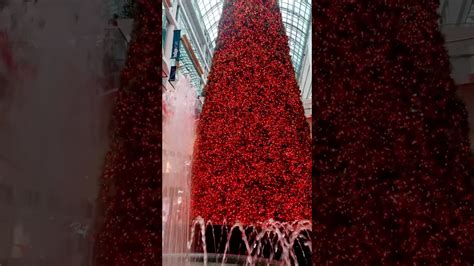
left=191, top=0, right=311, bottom=225
left=313, top=1, right=473, bottom=264
left=92, top=2, right=162, bottom=265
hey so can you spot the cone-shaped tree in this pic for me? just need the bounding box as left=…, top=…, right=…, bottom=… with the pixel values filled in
left=191, top=0, right=311, bottom=225
left=92, top=2, right=161, bottom=265
left=313, top=1, right=473, bottom=264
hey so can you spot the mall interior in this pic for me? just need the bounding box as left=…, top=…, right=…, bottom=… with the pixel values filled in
left=160, top=0, right=474, bottom=149
left=0, top=0, right=473, bottom=265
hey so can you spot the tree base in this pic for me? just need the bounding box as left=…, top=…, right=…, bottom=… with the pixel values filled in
left=190, top=223, right=312, bottom=265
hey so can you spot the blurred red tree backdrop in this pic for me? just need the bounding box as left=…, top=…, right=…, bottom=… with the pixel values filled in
left=92, top=1, right=162, bottom=265
left=313, top=1, right=474, bottom=264
left=191, top=0, right=311, bottom=225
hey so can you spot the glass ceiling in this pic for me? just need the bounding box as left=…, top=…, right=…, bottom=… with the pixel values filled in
left=193, top=0, right=311, bottom=76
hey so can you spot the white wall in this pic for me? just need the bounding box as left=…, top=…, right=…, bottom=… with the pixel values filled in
left=298, top=25, right=312, bottom=102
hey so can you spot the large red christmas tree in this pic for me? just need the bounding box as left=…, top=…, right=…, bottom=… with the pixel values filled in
left=191, top=0, right=311, bottom=225
left=313, top=1, right=474, bottom=264
left=92, top=2, right=162, bottom=265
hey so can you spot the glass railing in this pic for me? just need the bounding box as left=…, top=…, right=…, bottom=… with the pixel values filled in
left=179, top=43, right=203, bottom=95
left=178, top=12, right=208, bottom=73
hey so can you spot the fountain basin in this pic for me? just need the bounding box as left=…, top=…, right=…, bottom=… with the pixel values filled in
left=163, top=253, right=281, bottom=265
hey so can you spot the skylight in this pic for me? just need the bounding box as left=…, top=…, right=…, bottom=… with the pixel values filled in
left=194, top=0, right=311, bottom=76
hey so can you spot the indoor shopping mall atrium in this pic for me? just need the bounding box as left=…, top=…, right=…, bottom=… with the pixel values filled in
left=0, top=0, right=472, bottom=265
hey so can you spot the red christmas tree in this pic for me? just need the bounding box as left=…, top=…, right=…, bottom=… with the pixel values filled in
left=313, top=1, right=474, bottom=264
left=191, top=0, right=311, bottom=225
left=92, top=2, right=162, bottom=265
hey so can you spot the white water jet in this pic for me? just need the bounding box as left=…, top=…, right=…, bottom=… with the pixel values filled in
left=189, top=218, right=312, bottom=266
left=162, top=74, right=197, bottom=256
left=0, top=1, right=108, bottom=265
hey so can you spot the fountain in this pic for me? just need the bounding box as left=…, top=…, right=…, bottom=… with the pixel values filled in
left=187, top=218, right=312, bottom=265
left=162, top=74, right=197, bottom=259
left=161, top=76, right=312, bottom=265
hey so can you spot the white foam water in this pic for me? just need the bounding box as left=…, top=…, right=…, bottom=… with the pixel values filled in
left=162, top=74, right=197, bottom=256
left=188, top=217, right=312, bottom=266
